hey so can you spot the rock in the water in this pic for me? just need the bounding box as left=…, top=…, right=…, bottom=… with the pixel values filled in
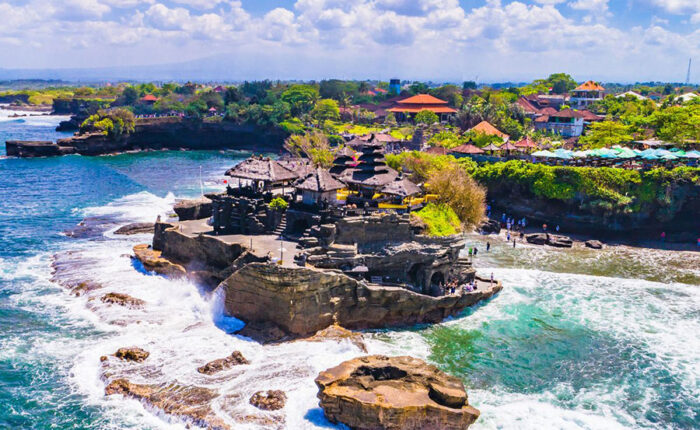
left=197, top=351, right=249, bottom=375
left=132, top=244, right=186, bottom=278
left=114, top=222, right=155, bottom=235
left=525, top=233, right=548, bottom=245
left=114, top=347, right=150, bottom=362
left=546, top=234, right=573, bottom=248
left=478, top=219, right=501, bottom=235
left=585, top=239, right=604, bottom=249
left=104, top=378, right=228, bottom=430
left=174, top=197, right=212, bottom=221
left=249, top=390, right=286, bottom=411
left=304, top=324, right=367, bottom=353
left=63, top=215, right=117, bottom=239
left=100, top=292, right=145, bottom=309
left=315, top=355, right=480, bottom=430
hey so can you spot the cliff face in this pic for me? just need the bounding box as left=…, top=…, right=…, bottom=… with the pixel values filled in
left=6, top=117, right=287, bottom=157
left=219, top=262, right=501, bottom=341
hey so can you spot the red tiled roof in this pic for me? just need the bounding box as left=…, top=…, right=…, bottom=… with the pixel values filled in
left=574, top=80, right=605, bottom=91
left=550, top=108, right=584, bottom=119
left=514, top=136, right=537, bottom=148
left=396, top=94, right=449, bottom=105
left=517, top=96, right=540, bottom=114
left=500, top=142, right=518, bottom=150
left=579, top=110, right=602, bottom=121
left=387, top=106, right=457, bottom=113
left=539, top=107, right=558, bottom=115
left=469, top=121, right=509, bottom=139
left=140, top=94, right=157, bottom=102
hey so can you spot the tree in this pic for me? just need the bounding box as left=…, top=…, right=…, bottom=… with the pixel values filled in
left=463, top=81, right=477, bottom=90
left=427, top=165, right=486, bottom=227
left=224, top=87, right=243, bottom=105
left=284, top=131, right=335, bottom=168
left=80, top=108, right=135, bottom=139
left=281, top=84, right=319, bottom=116
left=121, top=86, right=138, bottom=105
left=431, top=85, right=463, bottom=108
left=579, top=121, right=632, bottom=148
left=415, top=110, right=439, bottom=125
left=311, top=99, right=340, bottom=123
left=385, top=112, right=398, bottom=127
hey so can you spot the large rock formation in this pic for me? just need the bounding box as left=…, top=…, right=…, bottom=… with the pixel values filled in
left=174, top=197, right=212, bottom=221
left=220, top=262, right=501, bottom=342
left=132, top=244, right=187, bottom=278
left=114, top=222, right=155, bottom=235
left=315, top=355, right=480, bottom=430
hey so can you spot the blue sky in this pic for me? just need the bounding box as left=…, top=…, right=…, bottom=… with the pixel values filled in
left=1, top=0, right=699, bottom=82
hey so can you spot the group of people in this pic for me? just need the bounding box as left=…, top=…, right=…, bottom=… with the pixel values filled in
left=443, top=279, right=479, bottom=295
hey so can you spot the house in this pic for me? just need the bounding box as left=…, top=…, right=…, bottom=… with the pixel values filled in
left=570, top=81, right=605, bottom=108
left=295, top=167, right=346, bottom=206
left=140, top=94, right=158, bottom=105
left=387, top=94, right=457, bottom=122
left=516, top=96, right=541, bottom=118
left=468, top=120, right=509, bottom=141
left=615, top=91, right=647, bottom=101
left=534, top=109, right=585, bottom=137
left=677, top=92, right=699, bottom=103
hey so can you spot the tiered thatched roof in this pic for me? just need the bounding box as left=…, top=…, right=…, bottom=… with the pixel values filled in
left=381, top=177, right=421, bottom=197
left=295, top=167, right=346, bottom=192
left=225, top=157, right=298, bottom=183
left=341, top=141, right=398, bottom=187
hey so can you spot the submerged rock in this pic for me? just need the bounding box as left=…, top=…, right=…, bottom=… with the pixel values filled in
left=104, top=379, right=228, bottom=430
left=132, top=244, right=186, bottom=278
left=114, top=347, right=150, bottom=362
left=114, top=222, right=155, bottom=235
left=304, top=324, right=367, bottom=353
left=100, top=292, right=145, bottom=309
left=315, top=355, right=480, bottom=430
left=249, top=390, right=286, bottom=411
left=197, top=351, right=249, bottom=375
left=174, top=197, right=212, bottom=221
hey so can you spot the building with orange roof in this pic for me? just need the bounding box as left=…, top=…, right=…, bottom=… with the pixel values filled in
left=570, top=80, right=605, bottom=108
left=468, top=120, right=510, bottom=141
left=140, top=94, right=158, bottom=104
left=387, top=94, right=457, bottom=122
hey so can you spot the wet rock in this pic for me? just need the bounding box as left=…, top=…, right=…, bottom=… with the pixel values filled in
left=546, top=234, right=573, bottom=248
left=304, top=324, right=367, bottom=353
left=174, top=197, right=212, bottom=221
left=114, top=347, right=150, bottom=362
left=585, top=239, right=604, bottom=249
left=478, top=219, right=501, bottom=235
left=236, top=321, right=288, bottom=343
left=315, top=355, right=480, bottom=430
left=70, top=281, right=103, bottom=296
left=104, top=378, right=228, bottom=430
left=114, top=222, right=155, bottom=235
left=525, top=233, right=547, bottom=245
left=197, top=351, right=249, bottom=375
left=63, top=216, right=117, bottom=239
left=100, top=292, right=145, bottom=309
left=132, top=244, right=186, bottom=278
left=249, top=390, right=286, bottom=411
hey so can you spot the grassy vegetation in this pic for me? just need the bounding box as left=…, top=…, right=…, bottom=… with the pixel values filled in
left=412, top=203, right=462, bottom=236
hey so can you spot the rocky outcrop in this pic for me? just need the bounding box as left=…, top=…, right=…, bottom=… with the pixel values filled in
left=100, top=292, right=145, bottom=309
left=197, top=351, right=249, bottom=375
left=315, top=355, right=480, bottom=430
left=104, top=379, right=228, bottom=430
left=174, top=197, right=212, bottom=221
left=585, top=239, right=604, bottom=249
left=525, top=233, right=573, bottom=248
left=303, top=324, right=367, bottom=353
left=249, top=390, right=286, bottom=411
left=478, top=218, right=501, bottom=235
left=132, top=244, right=186, bottom=278
left=220, top=262, right=501, bottom=342
left=114, top=222, right=155, bottom=235
left=114, top=347, right=150, bottom=362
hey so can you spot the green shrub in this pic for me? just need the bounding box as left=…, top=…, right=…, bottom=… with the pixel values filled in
left=269, top=197, right=288, bottom=211
left=412, top=203, right=461, bottom=236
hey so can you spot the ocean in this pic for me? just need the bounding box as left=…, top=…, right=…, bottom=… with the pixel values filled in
left=1, top=109, right=698, bottom=429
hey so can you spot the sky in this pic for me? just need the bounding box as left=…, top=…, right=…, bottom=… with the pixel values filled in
left=1, top=0, right=700, bottom=82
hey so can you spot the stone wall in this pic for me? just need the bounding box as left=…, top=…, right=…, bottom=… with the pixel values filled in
left=153, top=222, right=244, bottom=270
left=334, top=213, right=413, bottom=251
left=211, top=195, right=282, bottom=235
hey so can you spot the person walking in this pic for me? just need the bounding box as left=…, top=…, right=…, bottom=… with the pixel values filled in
left=556, top=225, right=560, bottom=233
left=660, top=231, right=666, bottom=243
left=486, top=241, right=491, bottom=252
left=473, top=247, right=478, bottom=257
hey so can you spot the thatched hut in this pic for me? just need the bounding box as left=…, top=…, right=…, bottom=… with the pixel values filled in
left=295, top=167, right=346, bottom=205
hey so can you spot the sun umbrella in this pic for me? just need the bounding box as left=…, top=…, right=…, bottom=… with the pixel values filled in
left=684, top=150, right=700, bottom=159
left=532, top=150, right=556, bottom=157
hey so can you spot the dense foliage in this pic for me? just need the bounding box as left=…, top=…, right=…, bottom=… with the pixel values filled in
left=80, top=108, right=135, bottom=139
left=412, top=203, right=461, bottom=236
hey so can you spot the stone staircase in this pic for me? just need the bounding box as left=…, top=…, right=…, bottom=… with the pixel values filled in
left=272, top=212, right=287, bottom=237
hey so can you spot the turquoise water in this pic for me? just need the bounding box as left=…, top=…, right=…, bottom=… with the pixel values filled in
left=1, top=113, right=698, bottom=429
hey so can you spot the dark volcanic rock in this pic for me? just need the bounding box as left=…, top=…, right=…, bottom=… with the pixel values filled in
left=478, top=218, right=501, bottom=235
left=100, top=293, right=145, bottom=309
left=114, top=222, right=155, bottom=235
left=585, top=240, right=604, bottom=249
left=197, top=351, right=249, bottom=375
left=525, top=233, right=548, bottom=245
left=104, top=379, right=228, bottom=430
left=249, top=390, right=286, bottom=411
left=315, top=355, right=480, bottom=430
left=114, top=347, right=150, bottom=362
left=174, top=197, right=212, bottom=221
left=546, top=234, right=573, bottom=248
left=63, top=216, right=117, bottom=239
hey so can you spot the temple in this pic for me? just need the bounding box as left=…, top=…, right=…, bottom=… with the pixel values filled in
left=387, top=94, right=457, bottom=122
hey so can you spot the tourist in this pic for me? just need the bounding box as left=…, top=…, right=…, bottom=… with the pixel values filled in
left=506, top=232, right=511, bottom=242
left=490, top=272, right=494, bottom=286
left=513, top=239, right=516, bottom=248
left=543, top=223, right=548, bottom=232
left=473, top=247, right=478, bottom=257
left=660, top=231, right=666, bottom=242
left=556, top=225, right=560, bottom=233
left=486, top=241, right=491, bottom=252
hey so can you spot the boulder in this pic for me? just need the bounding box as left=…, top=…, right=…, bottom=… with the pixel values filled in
left=585, top=239, right=604, bottom=249
left=304, top=324, right=367, bottom=353
left=525, top=233, right=547, bottom=245
left=546, top=234, right=573, bottom=248
left=132, top=244, right=186, bottom=278
left=114, top=347, right=150, bottom=362
left=315, top=355, right=480, bottom=430
left=478, top=219, right=501, bottom=235
left=249, top=390, right=286, bottom=411
left=100, top=292, right=145, bottom=309
left=104, top=379, right=228, bottom=430
left=114, top=222, right=155, bottom=235
left=197, top=351, right=249, bottom=375
left=174, top=197, right=212, bottom=221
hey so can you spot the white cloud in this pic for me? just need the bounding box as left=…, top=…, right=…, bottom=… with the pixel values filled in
left=569, top=0, right=609, bottom=13
left=650, top=0, right=700, bottom=14
left=54, top=0, right=110, bottom=21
